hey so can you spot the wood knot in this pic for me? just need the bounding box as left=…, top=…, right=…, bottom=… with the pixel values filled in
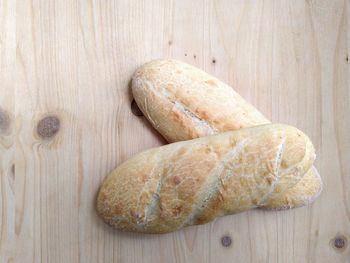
left=331, top=234, right=347, bottom=252
left=221, top=235, right=232, bottom=247
left=212, top=58, right=216, bottom=64
left=9, top=164, right=15, bottom=182
left=0, top=108, right=10, bottom=133
left=37, top=116, right=60, bottom=139
left=131, top=100, right=143, bottom=117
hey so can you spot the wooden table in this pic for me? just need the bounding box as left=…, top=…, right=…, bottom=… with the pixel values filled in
left=1, top=0, right=349, bottom=262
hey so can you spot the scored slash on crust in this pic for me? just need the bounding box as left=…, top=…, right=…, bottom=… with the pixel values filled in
left=135, top=78, right=218, bottom=137
left=258, top=138, right=285, bottom=206
left=181, top=139, right=250, bottom=227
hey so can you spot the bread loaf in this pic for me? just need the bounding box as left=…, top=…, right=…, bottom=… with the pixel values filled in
left=131, top=59, right=322, bottom=209
left=97, top=124, right=315, bottom=233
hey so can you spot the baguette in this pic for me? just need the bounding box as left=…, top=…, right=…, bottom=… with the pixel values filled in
left=97, top=124, right=315, bottom=233
left=131, top=59, right=322, bottom=209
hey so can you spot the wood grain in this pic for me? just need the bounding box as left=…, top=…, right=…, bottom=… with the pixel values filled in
left=1, top=0, right=349, bottom=262
left=0, top=0, right=15, bottom=262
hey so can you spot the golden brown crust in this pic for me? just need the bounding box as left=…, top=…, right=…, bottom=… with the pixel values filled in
left=132, top=59, right=270, bottom=142
left=261, top=166, right=323, bottom=210
left=97, top=124, right=315, bottom=233
left=131, top=59, right=322, bottom=210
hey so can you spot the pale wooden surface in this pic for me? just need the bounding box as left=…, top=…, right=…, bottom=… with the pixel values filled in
left=1, top=0, right=349, bottom=262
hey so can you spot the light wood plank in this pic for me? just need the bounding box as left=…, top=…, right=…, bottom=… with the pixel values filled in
left=0, top=0, right=15, bottom=262
left=5, top=0, right=350, bottom=262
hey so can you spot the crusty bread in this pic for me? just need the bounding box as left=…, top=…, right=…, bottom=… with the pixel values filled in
left=97, top=124, right=315, bottom=234
left=131, top=59, right=322, bottom=210
left=263, top=166, right=322, bottom=210
left=131, top=60, right=270, bottom=142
